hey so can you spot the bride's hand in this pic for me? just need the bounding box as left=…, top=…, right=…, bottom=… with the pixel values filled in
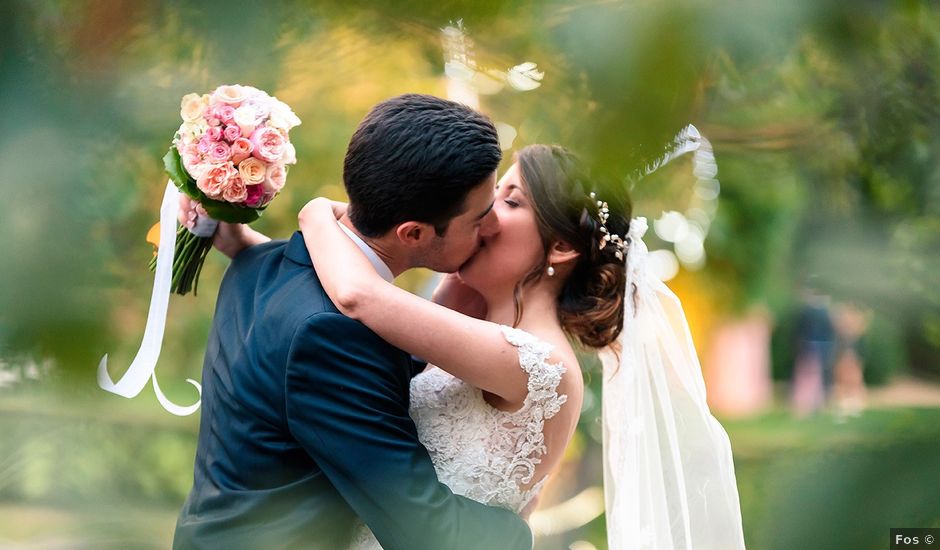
left=178, top=194, right=270, bottom=259
left=432, top=273, right=487, bottom=319
left=299, top=197, right=348, bottom=224
left=328, top=199, right=348, bottom=220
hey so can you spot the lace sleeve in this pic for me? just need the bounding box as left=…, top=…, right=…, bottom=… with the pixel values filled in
left=403, top=325, right=572, bottom=514
left=498, top=325, right=569, bottom=425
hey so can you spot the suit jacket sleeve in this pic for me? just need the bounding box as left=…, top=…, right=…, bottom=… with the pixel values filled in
left=285, top=312, right=533, bottom=550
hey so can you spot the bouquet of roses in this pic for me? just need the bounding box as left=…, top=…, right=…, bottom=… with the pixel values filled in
left=155, top=84, right=300, bottom=294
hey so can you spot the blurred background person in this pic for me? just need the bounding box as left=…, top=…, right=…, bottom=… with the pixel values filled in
left=832, top=302, right=871, bottom=420
left=791, top=279, right=836, bottom=417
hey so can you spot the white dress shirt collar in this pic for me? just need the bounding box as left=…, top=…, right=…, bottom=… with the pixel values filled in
left=337, top=221, right=394, bottom=283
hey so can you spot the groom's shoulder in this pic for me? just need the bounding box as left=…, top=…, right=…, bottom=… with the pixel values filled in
left=222, top=238, right=289, bottom=286
left=292, top=310, right=397, bottom=352
left=227, top=235, right=317, bottom=293
left=284, top=311, right=409, bottom=384
left=232, top=237, right=288, bottom=265
left=231, top=232, right=316, bottom=273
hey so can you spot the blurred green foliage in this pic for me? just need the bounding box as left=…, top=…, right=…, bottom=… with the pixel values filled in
left=2, top=0, right=940, bottom=548
left=1, top=0, right=938, bottom=380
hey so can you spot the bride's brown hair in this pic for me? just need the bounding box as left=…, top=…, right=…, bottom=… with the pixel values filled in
left=511, top=144, right=632, bottom=349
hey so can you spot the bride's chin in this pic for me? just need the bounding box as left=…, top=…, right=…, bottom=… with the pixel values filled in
left=456, top=266, right=476, bottom=286
left=456, top=249, right=481, bottom=280
left=456, top=265, right=484, bottom=290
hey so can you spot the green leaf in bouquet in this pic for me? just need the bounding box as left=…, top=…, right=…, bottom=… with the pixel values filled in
left=163, top=146, right=200, bottom=197
left=201, top=200, right=263, bottom=224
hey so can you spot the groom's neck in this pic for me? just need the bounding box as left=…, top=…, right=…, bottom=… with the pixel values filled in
left=338, top=215, right=408, bottom=277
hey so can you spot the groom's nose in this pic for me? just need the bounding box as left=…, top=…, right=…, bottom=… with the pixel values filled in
left=479, top=207, right=500, bottom=238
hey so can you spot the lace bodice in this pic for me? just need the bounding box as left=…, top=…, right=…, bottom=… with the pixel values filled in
left=350, top=325, right=568, bottom=549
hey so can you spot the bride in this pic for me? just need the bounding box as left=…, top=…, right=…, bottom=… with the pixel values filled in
left=212, top=142, right=745, bottom=549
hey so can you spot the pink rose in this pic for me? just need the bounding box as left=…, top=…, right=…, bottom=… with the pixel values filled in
left=206, top=126, right=223, bottom=142
left=217, top=105, right=236, bottom=124
left=207, top=116, right=222, bottom=127
left=250, top=127, right=286, bottom=163
left=223, top=124, right=242, bottom=143
left=207, top=141, right=232, bottom=163
left=263, top=163, right=286, bottom=194
left=197, top=135, right=212, bottom=154
left=245, top=184, right=265, bottom=207
left=221, top=172, right=248, bottom=203
left=182, top=143, right=200, bottom=157
left=181, top=143, right=203, bottom=175
left=196, top=163, right=235, bottom=200
left=209, top=103, right=235, bottom=124
left=230, top=137, right=253, bottom=164
left=183, top=154, right=204, bottom=177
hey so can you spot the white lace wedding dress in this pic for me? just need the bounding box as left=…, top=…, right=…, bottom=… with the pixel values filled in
left=349, top=325, right=569, bottom=549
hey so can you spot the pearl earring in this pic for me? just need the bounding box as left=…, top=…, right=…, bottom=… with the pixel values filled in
left=547, top=265, right=555, bottom=277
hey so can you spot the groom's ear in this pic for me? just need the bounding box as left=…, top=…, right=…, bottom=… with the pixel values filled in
left=548, top=240, right=580, bottom=266
left=394, top=221, right=436, bottom=247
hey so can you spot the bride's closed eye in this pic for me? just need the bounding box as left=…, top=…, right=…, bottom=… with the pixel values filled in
left=503, top=198, right=520, bottom=208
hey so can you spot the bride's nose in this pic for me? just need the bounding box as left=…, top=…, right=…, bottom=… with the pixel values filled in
left=479, top=206, right=500, bottom=238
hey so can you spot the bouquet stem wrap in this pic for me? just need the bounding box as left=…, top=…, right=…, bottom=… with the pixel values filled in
left=149, top=214, right=218, bottom=296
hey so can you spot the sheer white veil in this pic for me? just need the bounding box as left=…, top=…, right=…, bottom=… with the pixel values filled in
left=599, top=127, right=746, bottom=549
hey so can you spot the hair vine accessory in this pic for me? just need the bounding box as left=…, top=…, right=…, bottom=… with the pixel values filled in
left=589, top=191, right=626, bottom=261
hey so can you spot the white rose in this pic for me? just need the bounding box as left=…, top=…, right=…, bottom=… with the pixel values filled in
left=241, top=86, right=268, bottom=101
left=180, top=93, right=207, bottom=122
left=268, top=100, right=301, bottom=130
left=178, top=120, right=208, bottom=144
left=281, top=142, right=297, bottom=165
left=264, top=163, right=287, bottom=193
left=233, top=105, right=257, bottom=134
left=211, top=84, right=247, bottom=106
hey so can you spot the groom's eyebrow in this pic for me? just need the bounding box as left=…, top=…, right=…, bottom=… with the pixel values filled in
left=474, top=201, right=495, bottom=221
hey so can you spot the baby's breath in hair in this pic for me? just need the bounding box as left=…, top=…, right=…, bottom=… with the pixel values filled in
left=590, top=192, right=626, bottom=261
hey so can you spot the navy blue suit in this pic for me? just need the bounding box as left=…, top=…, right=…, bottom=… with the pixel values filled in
left=174, top=232, right=533, bottom=549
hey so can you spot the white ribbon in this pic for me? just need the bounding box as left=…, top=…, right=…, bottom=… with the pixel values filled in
left=97, top=180, right=202, bottom=416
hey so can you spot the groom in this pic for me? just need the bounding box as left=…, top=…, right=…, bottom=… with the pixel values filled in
left=173, top=94, right=532, bottom=549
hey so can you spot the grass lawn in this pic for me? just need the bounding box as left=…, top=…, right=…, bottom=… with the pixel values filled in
left=2, top=387, right=938, bottom=549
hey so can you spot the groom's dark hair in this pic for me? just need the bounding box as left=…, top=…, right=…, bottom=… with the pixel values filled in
left=343, top=94, right=501, bottom=237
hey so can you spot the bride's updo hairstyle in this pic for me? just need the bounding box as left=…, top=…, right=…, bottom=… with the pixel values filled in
left=513, top=144, right=632, bottom=349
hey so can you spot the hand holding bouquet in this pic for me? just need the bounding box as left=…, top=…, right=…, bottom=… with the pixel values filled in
left=156, top=84, right=300, bottom=294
